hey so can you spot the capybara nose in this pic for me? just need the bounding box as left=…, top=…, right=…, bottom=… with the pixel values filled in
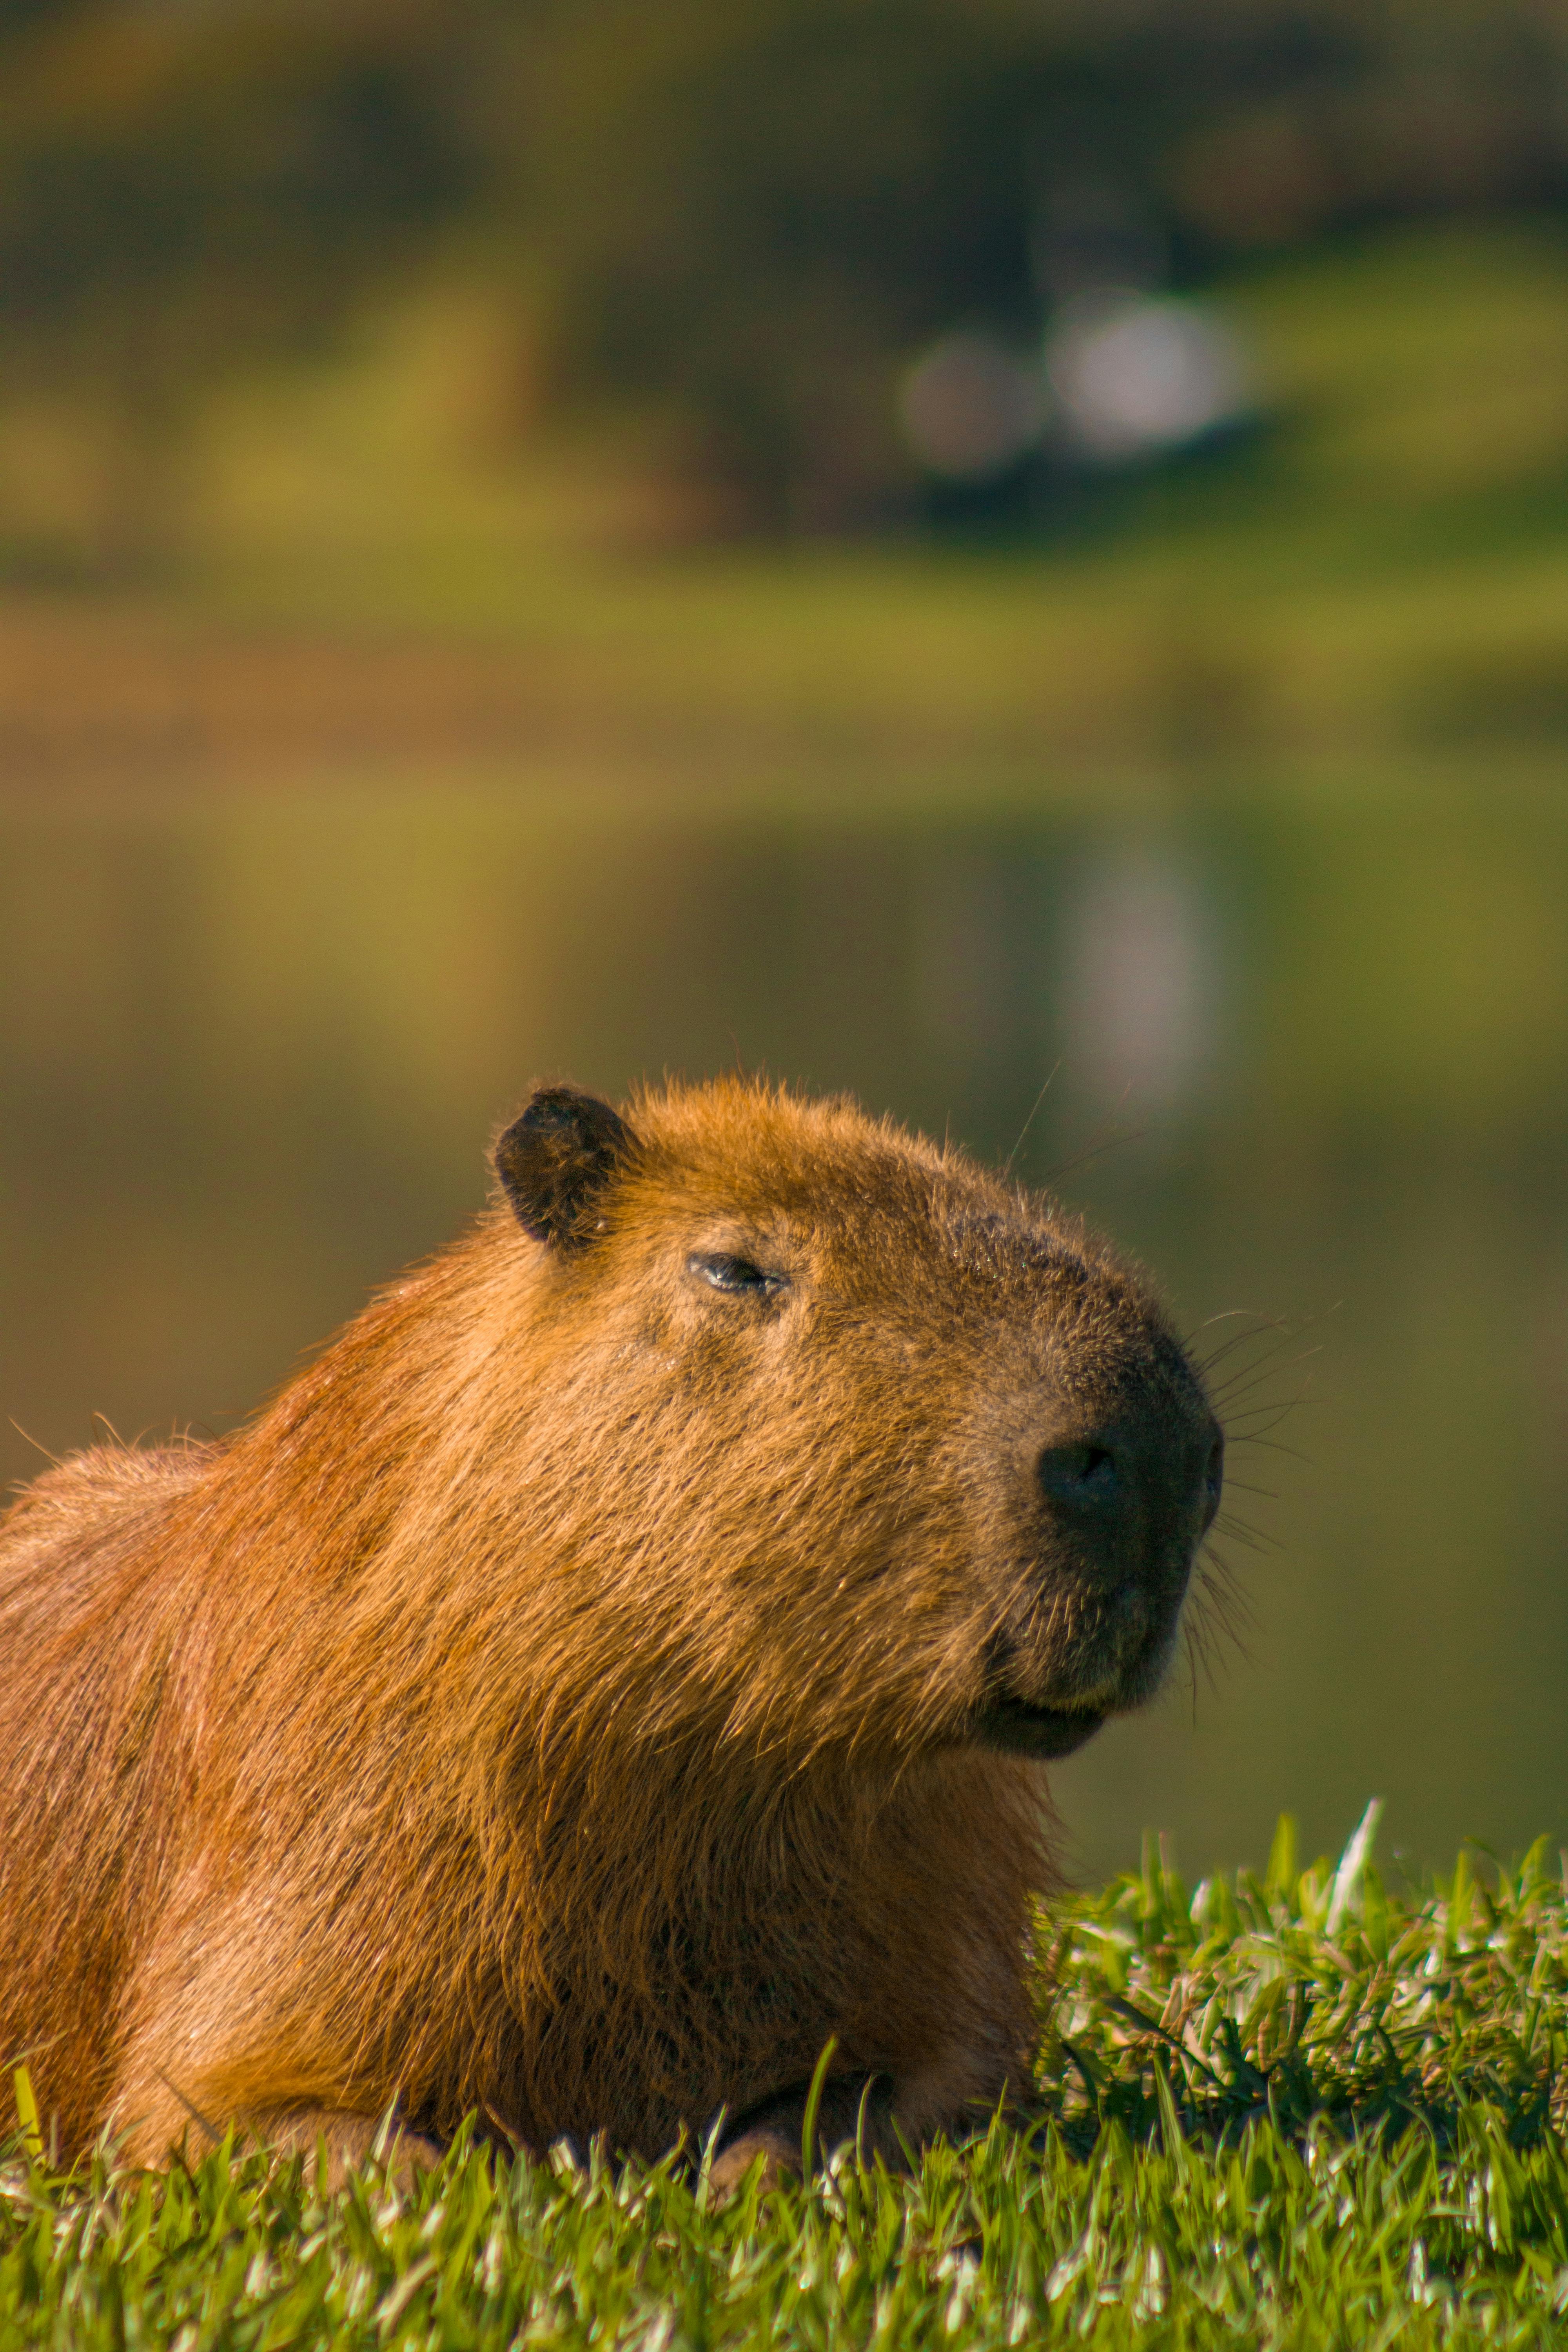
left=1036, top=1436, right=1126, bottom=1517
left=1038, top=1421, right=1223, bottom=1550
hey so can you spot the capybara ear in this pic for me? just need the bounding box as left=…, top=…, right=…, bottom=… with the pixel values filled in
left=494, top=1085, right=638, bottom=1247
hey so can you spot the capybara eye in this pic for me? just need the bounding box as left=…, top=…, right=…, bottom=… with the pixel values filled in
left=688, top=1252, right=786, bottom=1297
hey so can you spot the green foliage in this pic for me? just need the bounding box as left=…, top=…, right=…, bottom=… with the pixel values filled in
left=525, top=0, right=1568, bottom=520
left=525, top=0, right=1064, bottom=522
left=8, top=1822, right=1568, bottom=2347
left=0, top=0, right=483, bottom=568
left=5, top=0, right=1568, bottom=545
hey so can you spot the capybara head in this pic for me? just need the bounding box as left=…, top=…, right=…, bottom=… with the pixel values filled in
left=492, top=1078, right=1221, bottom=1773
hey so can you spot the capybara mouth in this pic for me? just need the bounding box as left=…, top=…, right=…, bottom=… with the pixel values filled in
left=970, top=1697, right=1107, bottom=1758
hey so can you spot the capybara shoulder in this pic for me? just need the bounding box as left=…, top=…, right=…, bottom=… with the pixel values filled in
left=0, top=1076, right=1221, bottom=2175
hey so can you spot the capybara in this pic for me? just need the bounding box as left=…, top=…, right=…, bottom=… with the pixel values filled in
left=0, top=1078, right=1221, bottom=2185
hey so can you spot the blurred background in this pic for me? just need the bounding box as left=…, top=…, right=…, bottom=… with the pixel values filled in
left=3, top=0, right=1568, bottom=1886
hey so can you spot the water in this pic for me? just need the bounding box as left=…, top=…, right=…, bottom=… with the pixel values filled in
left=3, top=777, right=1566, bottom=1884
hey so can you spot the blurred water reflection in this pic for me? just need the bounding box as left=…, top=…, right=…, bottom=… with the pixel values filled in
left=2, top=780, right=1565, bottom=1883
left=1061, top=848, right=1218, bottom=1112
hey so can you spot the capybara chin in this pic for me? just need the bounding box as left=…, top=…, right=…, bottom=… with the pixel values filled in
left=0, top=1077, right=1221, bottom=2185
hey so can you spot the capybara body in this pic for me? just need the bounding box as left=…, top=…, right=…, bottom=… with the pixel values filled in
left=0, top=1078, right=1221, bottom=2177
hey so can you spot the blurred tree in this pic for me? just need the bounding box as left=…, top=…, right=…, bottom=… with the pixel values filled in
left=521, top=0, right=1568, bottom=528
left=0, top=0, right=489, bottom=571
left=522, top=0, right=1081, bottom=529
left=1, top=0, right=1566, bottom=559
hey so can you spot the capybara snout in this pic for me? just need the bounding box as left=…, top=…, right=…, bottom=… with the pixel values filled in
left=1015, top=1372, right=1225, bottom=1711
left=941, top=1275, right=1221, bottom=1763
left=0, top=1074, right=1221, bottom=2178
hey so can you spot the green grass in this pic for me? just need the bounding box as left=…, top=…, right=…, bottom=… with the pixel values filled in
left=9, top=1813, right=1568, bottom=2348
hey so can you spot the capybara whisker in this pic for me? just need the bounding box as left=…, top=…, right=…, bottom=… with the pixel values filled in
left=1211, top=1509, right=1276, bottom=1555
left=0, top=1075, right=1223, bottom=2181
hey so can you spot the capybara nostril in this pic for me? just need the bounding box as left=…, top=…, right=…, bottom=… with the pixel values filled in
left=1037, top=1437, right=1123, bottom=1515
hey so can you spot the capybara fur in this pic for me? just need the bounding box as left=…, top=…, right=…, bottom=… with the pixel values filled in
left=0, top=1078, right=1222, bottom=2183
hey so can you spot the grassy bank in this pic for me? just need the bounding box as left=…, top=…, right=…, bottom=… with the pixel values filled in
left=7, top=1817, right=1568, bottom=2348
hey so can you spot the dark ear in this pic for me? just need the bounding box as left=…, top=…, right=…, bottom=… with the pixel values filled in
left=494, top=1085, right=638, bottom=1247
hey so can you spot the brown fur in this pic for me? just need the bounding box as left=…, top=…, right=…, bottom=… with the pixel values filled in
left=0, top=1077, right=1220, bottom=2176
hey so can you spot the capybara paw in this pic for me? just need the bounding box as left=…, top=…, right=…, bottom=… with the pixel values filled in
left=375, top=2126, right=445, bottom=2190
left=705, top=2123, right=801, bottom=2203
left=244, top=2108, right=444, bottom=2190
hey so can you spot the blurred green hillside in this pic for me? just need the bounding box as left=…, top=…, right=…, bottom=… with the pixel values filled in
left=4, top=0, right=1568, bottom=559
left=4, top=0, right=1567, bottom=791
left=4, top=218, right=1567, bottom=798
